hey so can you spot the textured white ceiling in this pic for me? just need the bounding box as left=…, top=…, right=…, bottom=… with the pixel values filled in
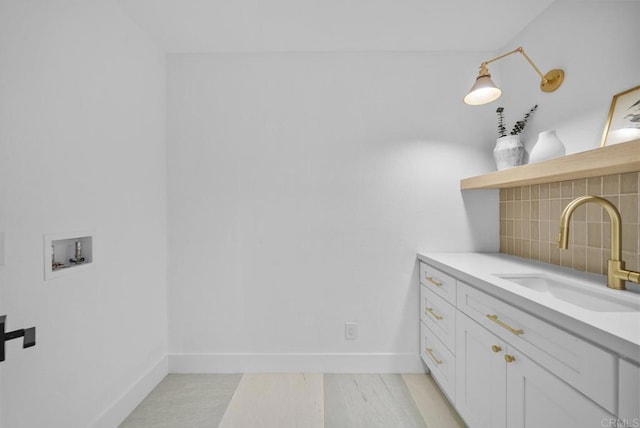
left=117, top=0, right=558, bottom=53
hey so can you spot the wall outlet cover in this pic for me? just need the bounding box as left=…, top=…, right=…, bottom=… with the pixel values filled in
left=345, top=322, right=358, bottom=340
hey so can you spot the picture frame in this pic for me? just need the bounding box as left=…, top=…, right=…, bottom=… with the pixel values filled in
left=601, top=85, right=640, bottom=146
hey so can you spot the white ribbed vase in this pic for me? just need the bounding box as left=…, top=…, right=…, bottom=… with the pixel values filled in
left=528, top=130, right=565, bottom=164
left=493, top=135, right=525, bottom=170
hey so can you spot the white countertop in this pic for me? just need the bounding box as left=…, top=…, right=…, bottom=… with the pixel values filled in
left=417, top=252, right=640, bottom=363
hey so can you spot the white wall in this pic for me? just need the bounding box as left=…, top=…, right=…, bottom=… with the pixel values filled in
left=0, top=1, right=167, bottom=427
left=494, top=0, right=640, bottom=155
left=166, top=0, right=640, bottom=373
left=167, top=52, right=499, bottom=372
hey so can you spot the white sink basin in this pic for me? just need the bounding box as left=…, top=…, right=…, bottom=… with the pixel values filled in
left=495, top=274, right=640, bottom=313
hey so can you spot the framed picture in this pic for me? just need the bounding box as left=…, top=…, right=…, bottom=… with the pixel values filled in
left=601, top=85, right=640, bottom=146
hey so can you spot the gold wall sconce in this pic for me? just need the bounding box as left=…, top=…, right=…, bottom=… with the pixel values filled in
left=464, top=47, right=565, bottom=105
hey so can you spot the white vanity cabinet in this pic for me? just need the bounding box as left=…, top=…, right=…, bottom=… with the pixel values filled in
left=456, top=281, right=617, bottom=413
left=455, top=312, right=611, bottom=428
left=418, top=260, right=623, bottom=428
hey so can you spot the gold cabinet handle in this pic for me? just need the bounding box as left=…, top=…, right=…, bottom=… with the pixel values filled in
left=491, top=345, right=502, bottom=353
left=486, top=314, right=524, bottom=336
left=425, top=347, right=443, bottom=365
left=425, top=276, right=443, bottom=287
left=425, top=307, right=443, bottom=321
left=504, top=354, right=515, bottom=363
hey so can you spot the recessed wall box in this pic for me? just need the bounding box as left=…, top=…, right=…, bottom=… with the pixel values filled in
left=44, top=231, right=94, bottom=280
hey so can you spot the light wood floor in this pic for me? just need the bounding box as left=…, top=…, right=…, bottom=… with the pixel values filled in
left=120, top=373, right=465, bottom=428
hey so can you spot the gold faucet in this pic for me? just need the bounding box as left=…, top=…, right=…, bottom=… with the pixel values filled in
left=558, top=195, right=640, bottom=290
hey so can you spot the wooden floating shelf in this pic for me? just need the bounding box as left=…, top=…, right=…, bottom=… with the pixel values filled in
left=460, top=139, right=640, bottom=190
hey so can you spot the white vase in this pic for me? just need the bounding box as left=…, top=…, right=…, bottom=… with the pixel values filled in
left=493, top=135, right=525, bottom=170
left=529, top=130, right=565, bottom=164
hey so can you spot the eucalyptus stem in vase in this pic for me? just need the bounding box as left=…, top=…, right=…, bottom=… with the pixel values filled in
left=510, top=104, right=538, bottom=136
left=493, top=104, right=538, bottom=170
left=495, top=105, right=538, bottom=138
left=496, top=107, right=507, bottom=138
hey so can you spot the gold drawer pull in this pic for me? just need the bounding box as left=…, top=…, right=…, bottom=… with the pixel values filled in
left=504, top=354, right=515, bottom=363
left=491, top=345, right=502, bottom=353
left=425, top=307, right=443, bottom=321
left=486, top=314, right=524, bottom=336
left=425, top=347, right=443, bottom=365
left=426, top=276, right=443, bottom=287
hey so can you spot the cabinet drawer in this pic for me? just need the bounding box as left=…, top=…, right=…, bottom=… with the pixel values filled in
left=421, top=321, right=456, bottom=404
left=457, top=281, right=617, bottom=414
left=419, top=263, right=456, bottom=305
left=420, top=285, right=456, bottom=353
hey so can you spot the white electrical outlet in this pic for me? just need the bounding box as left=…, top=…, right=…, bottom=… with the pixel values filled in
left=345, top=322, right=358, bottom=340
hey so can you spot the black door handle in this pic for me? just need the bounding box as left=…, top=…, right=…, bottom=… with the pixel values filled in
left=0, top=315, right=37, bottom=362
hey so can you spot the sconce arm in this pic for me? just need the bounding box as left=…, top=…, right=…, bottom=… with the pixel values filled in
left=482, top=47, right=547, bottom=82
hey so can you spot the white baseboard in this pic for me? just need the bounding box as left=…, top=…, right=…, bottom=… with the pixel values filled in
left=91, top=355, right=168, bottom=428
left=169, top=353, right=425, bottom=374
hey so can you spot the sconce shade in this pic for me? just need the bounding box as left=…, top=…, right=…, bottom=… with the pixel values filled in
left=464, top=74, right=502, bottom=105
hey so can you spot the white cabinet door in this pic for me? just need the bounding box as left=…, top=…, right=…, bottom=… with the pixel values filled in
left=506, top=348, right=614, bottom=428
left=618, top=358, right=639, bottom=422
left=456, top=312, right=507, bottom=428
